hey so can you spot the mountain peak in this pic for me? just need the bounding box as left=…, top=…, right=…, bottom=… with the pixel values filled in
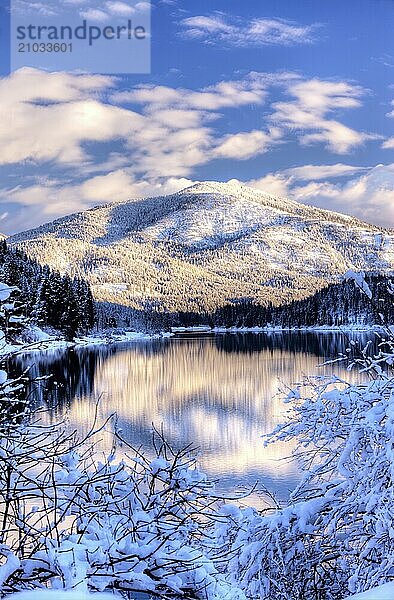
left=173, top=178, right=341, bottom=221
left=178, top=179, right=276, bottom=200
left=181, top=179, right=246, bottom=195
left=8, top=178, right=394, bottom=314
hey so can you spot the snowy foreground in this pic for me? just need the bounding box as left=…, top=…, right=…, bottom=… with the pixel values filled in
left=2, top=277, right=394, bottom=599
left=8, top=582, right=394, bottom=599
left=347, top=582, right=394, bottom=599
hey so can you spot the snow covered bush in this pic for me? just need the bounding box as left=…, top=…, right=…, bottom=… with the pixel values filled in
left=0, top=412, right=246, bottom=599
left=212, top=273, right=394, bottom=599
left=0, top=371, right=246, bottom=600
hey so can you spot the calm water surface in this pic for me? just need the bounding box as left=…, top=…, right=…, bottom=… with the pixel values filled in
left=11, top=332, right=374, bottom=505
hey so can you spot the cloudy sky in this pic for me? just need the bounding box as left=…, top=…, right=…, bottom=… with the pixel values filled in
left=0, top=0, right=393, bottom=233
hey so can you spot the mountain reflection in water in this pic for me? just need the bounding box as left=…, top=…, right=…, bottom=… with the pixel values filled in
left=11, top=331, right=373, bottom=504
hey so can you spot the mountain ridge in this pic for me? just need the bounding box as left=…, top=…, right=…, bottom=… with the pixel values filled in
left=8, top=180, right=394, bottom=314
left=9, top=179, right=391, bottom=243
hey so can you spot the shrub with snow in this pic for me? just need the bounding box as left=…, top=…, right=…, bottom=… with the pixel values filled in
left=0, top=416, right=245, bottom=599
left=213, top=273, right=394, bottom=599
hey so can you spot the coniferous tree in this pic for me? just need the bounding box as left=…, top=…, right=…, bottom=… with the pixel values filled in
left=0, top=241, right=97, bottom=338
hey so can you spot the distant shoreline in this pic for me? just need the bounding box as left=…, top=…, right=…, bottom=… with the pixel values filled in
left=171, top=325, right=386, bottom=334
left=2, top=323, right=388, bottom=359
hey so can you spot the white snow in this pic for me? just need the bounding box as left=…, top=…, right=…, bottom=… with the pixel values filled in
left=344, top=270, right=373, bottom=299
left=346, top=582, right=394, bottom=599
left=0, top=283, right=16, bottom=301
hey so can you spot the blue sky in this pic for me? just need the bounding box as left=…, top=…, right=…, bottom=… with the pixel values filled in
left=0, top=0, right=393, bottom=233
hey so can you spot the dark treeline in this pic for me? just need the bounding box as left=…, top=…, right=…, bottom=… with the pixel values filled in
left=173, top=274, right=394, bottom=329
left=95, top=274, right=394, bottom=332
left=0, top=240, right=95, bottom=339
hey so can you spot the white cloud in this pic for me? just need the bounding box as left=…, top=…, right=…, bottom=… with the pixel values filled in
left=78, top=170, right=138, bottom=202
left=80, top=8, right=109, bottom=21
left=0, top=96, right=143, bottom=165
left=382, top=137, right=394, bottom=149
left=249, top=18, right=319, bottom=45
left=135, top=2, right=150, bottom=11
left=300, top=122, right=369, bottom=154
left=13, top=1, right=58, bottom=17
left=0, top=69, right=275, bottom=177
left=0, top=69, right=144, bottom=165
left=109, top=74, right=281, bottom=176
left=149, top=108, right=215, bottom=129
left=111, top=73, right=374, bottom=164
left=214, top=128, right=282, bottom=160
left=0, top=69, right=213, bottom=173
left=0, top=173, right=192, bottom=233
left=292, top=165, right=394, bottom=227
left=132, top=126, right=214, bottom=177
left=248, top=173, right=291, bottom=198
left=182, top=15, right=232, bottom=36
left=0, top=70, right=378, bottom=174
left=270, top=79, right=376, bottom=153
left=387, top=100, right=394, bottom=118
left=290, top=79, right=364, bottom=111
left=0, top=67, right=113, bottom=104
left=112, top=76, right=270, bottom=110
left=284, top=163, right=368, bottom=181
left=0, top=70, right=219, bottom=180
left=6, top=173, right=190, bottom=211
left=249, top=163, right=394, bottom=227
left=78, top=152, right=132, bottom=175
left=180, top=13, right=319, bottom=47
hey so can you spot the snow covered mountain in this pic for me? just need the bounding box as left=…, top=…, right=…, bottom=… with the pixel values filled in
left=8, top=180, right=394, bottom=312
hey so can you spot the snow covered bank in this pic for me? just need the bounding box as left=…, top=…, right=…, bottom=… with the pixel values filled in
left=75, top=329, right=173, bottom=346
left=0, top=327, right=173, bottom=358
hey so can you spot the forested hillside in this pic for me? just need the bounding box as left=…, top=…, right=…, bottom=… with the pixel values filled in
left=1, top=232, right=392, bottom=334
left=9, top=181, right=394, bottom=313
left=0, top=240, right=95, bottom=340
left=175, top=274, right=394, bottom=329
